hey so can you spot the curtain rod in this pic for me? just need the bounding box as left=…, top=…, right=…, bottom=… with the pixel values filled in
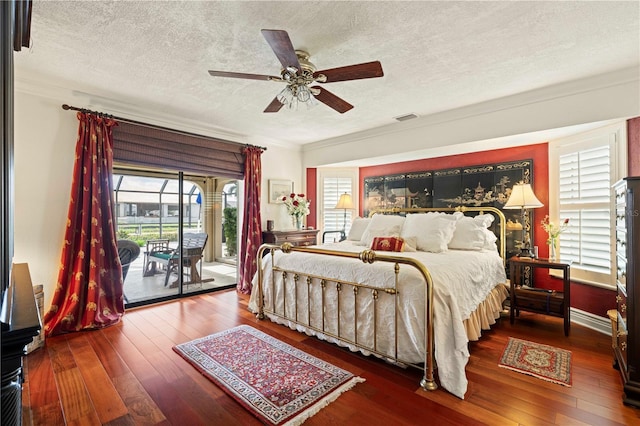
left=61, top=104, right=267, bottom=151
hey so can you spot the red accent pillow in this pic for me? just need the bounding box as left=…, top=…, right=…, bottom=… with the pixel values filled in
left=370, top=236, right=405, bottom=252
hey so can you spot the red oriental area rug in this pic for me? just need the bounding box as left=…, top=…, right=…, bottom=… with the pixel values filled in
left=499, top=337, right=572, bottom=387
left=173, top=325, right=365, bottom=425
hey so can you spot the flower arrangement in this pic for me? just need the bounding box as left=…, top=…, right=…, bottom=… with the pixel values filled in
left=282, top=193, right=311, bottom=218
left=540, top=215, right=570, bottom=244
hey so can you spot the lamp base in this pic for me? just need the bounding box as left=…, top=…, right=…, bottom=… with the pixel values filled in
left=518, top=248, right=536, bottom=258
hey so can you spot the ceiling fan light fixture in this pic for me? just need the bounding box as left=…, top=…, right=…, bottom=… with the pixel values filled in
left=277, top=86, right=294, bottom=105
left=296, top=85, right=312, bottom=102
left=305, top=94, right=319, bottom=110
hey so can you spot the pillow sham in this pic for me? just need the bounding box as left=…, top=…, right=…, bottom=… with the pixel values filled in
left=482, top=228, right=498, bottom=251
left=448, top=213, right=497, bottom=251
left=359, top=214, right=405, bottom=247
left=448, top=217, right=487, bottom=250
left=370, top=236, right=405, bottom=252
left=347, top=217, right=371, bottom=241
left=400, top=213, right=458, bottom=253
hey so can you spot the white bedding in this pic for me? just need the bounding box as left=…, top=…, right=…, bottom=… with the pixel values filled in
left=249, top=241, right=507, bottom=399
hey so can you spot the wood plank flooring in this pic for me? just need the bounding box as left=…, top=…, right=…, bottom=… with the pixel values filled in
left=22, top=289, right=640, bottom=425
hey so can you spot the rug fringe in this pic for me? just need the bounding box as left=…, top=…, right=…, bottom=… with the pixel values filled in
left=282, top=377, right=366, bottom=426
left=498, top=364, right=572, bottom=387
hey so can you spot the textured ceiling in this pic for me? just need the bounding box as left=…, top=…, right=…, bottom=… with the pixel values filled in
left=14, top=1, right=640, bottom=148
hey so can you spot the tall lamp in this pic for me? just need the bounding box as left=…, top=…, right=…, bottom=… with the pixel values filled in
left=503, top=182, right=543, bottom=257
left=335, top=193, right=354, bottom=241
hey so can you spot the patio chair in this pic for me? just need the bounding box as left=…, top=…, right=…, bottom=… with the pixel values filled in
left=118, top=239, right=141, bottom=280
left=148, top=232, right=208, bottom=287
left=118, top=239, right=141, bottom=303
left=143, top=238, right=170, bottom=276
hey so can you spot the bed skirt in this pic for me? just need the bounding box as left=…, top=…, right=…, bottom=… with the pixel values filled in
left=464, top=283, right=508, bottom=341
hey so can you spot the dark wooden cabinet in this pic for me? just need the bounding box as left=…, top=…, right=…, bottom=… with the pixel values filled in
left=509, top=256, right=571, bottom=336
left=262, top=229, right=319, bottom=247
left=611, top=177, right=640, bottom=408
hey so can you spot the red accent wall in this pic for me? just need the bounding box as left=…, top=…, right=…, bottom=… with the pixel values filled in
left=306, top=168, right=317, bottom=229
left=628, top=117, right=640, bottom=176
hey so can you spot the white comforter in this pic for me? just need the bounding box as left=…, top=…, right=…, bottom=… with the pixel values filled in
left=249, top=241, right=507, bottom=399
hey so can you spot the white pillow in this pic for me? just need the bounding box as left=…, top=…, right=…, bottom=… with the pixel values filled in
left=474, top=214, right=494, bottom=228
left=448, top=217, right=487, bottom=250
left=403, top=236, right=417, bottom=252
left=448, top=214, right=498, bottom=251
left=359, top=214, right=405, bottom=247
left=400, top=213, right=458, bottom=253
left=347, top=217, right=371, bottom=241
left=475, top=214, right=498, bottom=251
left=482, top=229, right=498, bottom=251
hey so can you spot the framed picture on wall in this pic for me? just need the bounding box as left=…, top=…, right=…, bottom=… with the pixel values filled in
left=268, top=179, right=293, bottom=204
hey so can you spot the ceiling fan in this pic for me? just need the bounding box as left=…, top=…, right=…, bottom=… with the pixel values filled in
left=208, top=29, right=384, bottom=114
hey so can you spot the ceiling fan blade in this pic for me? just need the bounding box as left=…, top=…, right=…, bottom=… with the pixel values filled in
left=314, top=61, right=384, bottom=83
left=261, top=29, right=301, bottom=70
left=264, top=97, right=284, bottom=113
left=310, top=86, right=353, bottom=114
left=208, top=70, right=281, bottom=81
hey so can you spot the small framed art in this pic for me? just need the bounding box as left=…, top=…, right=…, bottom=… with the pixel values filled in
left=268, top=179, right=293, bottom=204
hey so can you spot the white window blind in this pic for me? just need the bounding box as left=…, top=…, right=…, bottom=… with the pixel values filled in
left=558, top=144, right=612, bottom=278
left=323, top=177, right=353, bottom=238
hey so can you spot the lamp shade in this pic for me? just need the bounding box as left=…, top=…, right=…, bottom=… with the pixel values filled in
left=504, top=183, right=543, bottom=209
left=335, top=193, right=354, bottom=209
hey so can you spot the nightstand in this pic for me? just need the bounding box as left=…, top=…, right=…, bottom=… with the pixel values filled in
left=262, top=229, right=319, bottom=247
left=509, top=256, right=571, bottom=336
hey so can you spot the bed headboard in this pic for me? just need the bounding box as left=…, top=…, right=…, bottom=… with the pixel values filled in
left=368, top=206, right=507, bottom=265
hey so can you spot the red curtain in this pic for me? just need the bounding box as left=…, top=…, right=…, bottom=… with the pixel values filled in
left=237, top=146, right=263, bottom=293
left=44, top=112, right=124, bottom=336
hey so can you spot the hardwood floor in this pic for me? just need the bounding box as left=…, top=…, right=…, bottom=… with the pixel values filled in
left=23, top=289, right=640, bottom=425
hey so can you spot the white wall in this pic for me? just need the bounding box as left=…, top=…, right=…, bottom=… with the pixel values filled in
left=13, top=91, right=303, bottom=309
left=258, top=144, right=305, bottom=230
left=14, top=93, right=77, bottom=310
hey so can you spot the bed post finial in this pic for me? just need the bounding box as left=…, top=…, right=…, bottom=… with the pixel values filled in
left=359, top=249, right=376, bottom=264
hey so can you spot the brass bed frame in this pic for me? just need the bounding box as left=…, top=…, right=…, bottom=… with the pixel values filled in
left=255, top=206, right=506, bottom=392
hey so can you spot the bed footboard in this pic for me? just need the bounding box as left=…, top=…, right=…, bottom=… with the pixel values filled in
left=256, top=242, right=438, bottom=392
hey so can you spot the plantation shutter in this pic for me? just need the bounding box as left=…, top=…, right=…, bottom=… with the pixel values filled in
left=323, top=177, right=353, bottom=237
left=558, top=144, right=611, bottom=277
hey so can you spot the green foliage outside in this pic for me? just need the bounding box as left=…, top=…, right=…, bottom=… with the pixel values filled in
left=116, top=225, right=199, bottom=247
left=223, top=207, right=238, bottom=256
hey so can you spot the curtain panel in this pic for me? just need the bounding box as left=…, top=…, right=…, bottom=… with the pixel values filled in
left=238, top=146, right=263, bottom=293
left=44, top=112, right=124, bottom=336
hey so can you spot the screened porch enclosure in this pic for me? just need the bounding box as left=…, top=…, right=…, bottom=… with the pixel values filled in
left=113, top=173, right=238, bottom=305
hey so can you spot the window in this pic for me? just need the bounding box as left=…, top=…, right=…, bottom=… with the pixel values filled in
left=317, top=169, right=358, bottom=240
left=550, top=123, right=626, bottom=288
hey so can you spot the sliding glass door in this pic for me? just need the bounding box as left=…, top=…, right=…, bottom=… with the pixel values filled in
left=114, top=170, right=237, bottom=307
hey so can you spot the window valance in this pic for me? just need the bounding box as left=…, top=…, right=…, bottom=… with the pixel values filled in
left=112, top=122, right=246, bottom=179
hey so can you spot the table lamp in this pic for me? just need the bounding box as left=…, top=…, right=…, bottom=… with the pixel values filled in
left=335, top=193, right=354, bottom=241
left=504, top=182, right=543, bottom=257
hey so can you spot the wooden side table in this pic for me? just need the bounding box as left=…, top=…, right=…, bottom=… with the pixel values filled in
left=509, top=256, right=571, bottom=336
left=262, top=229, right=319, bottom=247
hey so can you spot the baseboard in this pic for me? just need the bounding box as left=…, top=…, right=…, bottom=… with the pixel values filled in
left=570, top=308, right=611, bottom=335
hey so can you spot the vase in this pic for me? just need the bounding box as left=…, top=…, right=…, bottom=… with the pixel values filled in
left=293, top=215, right=303, bottom=230
left=549, top=238, right=557, bottom=261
